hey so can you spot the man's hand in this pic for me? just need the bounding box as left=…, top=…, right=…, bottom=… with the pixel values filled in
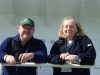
left=19, top=53, right=34, bottom=63
left=4, top=55, right=16, bottom=65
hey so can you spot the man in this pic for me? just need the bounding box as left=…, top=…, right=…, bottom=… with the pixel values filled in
left=0, top=18, right=47, bottom=75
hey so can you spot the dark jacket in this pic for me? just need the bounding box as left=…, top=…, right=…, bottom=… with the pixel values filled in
left=48, top=35, right=96, bottom=75
left=0, top=34, right=47, bottom=75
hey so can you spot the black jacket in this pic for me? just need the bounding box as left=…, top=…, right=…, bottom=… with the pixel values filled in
left=48, top=35, right=96, bottom=75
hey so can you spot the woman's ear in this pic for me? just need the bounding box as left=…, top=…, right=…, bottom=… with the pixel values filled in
left=76, top=27, right=78, bottom=33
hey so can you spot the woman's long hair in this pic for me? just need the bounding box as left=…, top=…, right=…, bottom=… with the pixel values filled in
left=58, top=16, right=85, bottom=38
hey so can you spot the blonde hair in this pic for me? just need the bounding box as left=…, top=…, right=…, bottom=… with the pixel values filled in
left=58, top=16, right=85, bottom=38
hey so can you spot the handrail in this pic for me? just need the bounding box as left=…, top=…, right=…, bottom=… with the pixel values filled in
left=0, top=63, right=100, bottom=69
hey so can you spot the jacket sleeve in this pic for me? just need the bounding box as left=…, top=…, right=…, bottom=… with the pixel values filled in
left=78, top=36, right=96, bottom=65
left=48, top=42, right=65, bottom=64
left=0, top=38, right=12, bottom=62
left=32, top=40, right=47, bottom=63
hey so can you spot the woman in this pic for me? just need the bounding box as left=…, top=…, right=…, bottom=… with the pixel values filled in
left=48, top=16, right=96, bottom=75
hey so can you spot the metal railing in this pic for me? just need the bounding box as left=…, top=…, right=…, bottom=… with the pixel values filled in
left=0, top=63, right=100, bottom=75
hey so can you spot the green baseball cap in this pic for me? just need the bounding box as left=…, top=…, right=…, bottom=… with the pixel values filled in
left=19, top=18, right=35, bottom=27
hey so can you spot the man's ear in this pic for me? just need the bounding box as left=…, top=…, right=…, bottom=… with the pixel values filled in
left=17, top=26, right=20, bottom=32
left=33, top=28, right=35, bottom=32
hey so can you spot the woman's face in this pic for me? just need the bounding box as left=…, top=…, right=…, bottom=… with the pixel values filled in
left=62, top=19, right=78, bottom=39
left=18, top=25, right=34, bottom=41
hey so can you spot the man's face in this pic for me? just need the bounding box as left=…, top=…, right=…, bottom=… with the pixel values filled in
left=18, top=25, right=34, bottom=41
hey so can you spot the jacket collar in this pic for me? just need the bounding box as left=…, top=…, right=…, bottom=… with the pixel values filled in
left=13, top=34, right=35, bottom=46
left=13, top=34, right=20, bottom=42
left=59, top=35, right=83, bottom=41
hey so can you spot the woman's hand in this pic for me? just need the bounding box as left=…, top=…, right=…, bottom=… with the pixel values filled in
left=60, top=53, right=69, bottom=60
left=65, top=54, right=79, bottom=64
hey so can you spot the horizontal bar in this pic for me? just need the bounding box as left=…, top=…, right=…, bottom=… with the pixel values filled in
left=0, top=63, right=100, bottom=69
